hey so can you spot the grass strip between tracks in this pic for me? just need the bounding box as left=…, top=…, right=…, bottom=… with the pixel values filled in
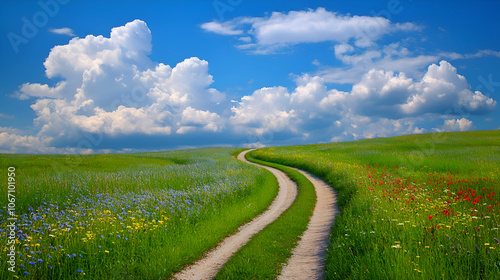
left=214, top=150, right=317, bottom=279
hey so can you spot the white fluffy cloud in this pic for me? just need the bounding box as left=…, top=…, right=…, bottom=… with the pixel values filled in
left=177, top=107, right=223, bottom=134
left=230, top=60, right=495, bottom=142
left=231, top=86, right=297, bottom=135
left=16, top=81, right=67, bottom=100
left=435, top=118, right=474, bottom=132
left=321, top=60, right=496, bottom=118
left=202, top=8, right=421, bottom=53
left=321, top=43, right=500, bottom=85
left=11, top=20, right=225, bottom=152
left=320, top=42, right=439, bottom=84
left=0, top=130, right=51, bottom=154
left=401, top=61, right=496, bottom=116
left=4, top=18, right=497, bottom=154
left=332, top=115, right=427, bottom=141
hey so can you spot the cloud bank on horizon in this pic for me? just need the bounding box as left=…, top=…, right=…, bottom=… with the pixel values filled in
left=1, top=7, right=498, bottom=154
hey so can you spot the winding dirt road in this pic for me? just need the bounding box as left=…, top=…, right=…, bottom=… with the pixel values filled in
left=173, top=150, right=338, bottom=280
left=173, top=150, right=298, bottom=280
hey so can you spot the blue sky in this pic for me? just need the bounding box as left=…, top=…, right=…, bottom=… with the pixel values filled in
left=0, top=0, right=499, bottom=153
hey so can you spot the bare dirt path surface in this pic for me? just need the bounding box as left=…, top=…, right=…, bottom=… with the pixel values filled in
left=172, top=150, right=298, bottom=280
left=278, top=168, right=339, bottom=280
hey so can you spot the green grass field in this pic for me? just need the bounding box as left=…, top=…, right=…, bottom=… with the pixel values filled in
left=1, top=130, right=499, bottom=279
left=251, top=130, right=500, bottom=279
left=0, top=148, right=279, bottom=279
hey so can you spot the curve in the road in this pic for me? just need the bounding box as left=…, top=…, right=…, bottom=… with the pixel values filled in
left=172, top=150, right=298, bottom=280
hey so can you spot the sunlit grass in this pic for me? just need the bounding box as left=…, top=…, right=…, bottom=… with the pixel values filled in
left=251, top=130, right=500, bottom=279
left=0, top=148, right=278, bottom=279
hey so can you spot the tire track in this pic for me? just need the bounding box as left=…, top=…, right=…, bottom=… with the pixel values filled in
left=172, top=150, right=298, bottom=280
left=278, top=168, right=338, bottom=280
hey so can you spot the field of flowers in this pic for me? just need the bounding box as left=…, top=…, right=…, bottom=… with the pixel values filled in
left=0, top=148, right=278, bottom=279
left=250, top=130, right=500, bottom=279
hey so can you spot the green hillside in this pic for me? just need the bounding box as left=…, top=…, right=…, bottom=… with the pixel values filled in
left=251, top=130, right=500, bottom=279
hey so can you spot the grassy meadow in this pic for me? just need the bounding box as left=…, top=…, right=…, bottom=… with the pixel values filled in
left=0, top=148, right=279, bottom=279
left=1, top=130, right=498, bottom=279
left=250, top=130, right=500, bottom=279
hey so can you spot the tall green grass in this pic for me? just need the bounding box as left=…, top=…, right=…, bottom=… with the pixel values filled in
left=251, top=130, right=500, bottom=279
left=0, top=148, right=279, bottom=279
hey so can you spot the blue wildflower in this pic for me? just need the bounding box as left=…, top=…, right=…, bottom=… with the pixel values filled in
left=77, top=269, right=83, bottom=273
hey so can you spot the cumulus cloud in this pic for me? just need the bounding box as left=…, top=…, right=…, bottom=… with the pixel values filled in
left=435, top=118, right=474, bottom=132
left=0, top=127, right=119, bottom=154
left=177, top=107, right=224, bottom=134
left=4, top=19, right=497, bottom=154
left=320, top=42, right=439, bottom=84
left=49, top=27, right=76, bottom=37
left=400, top=61, right=496, bottom=116
left=319, top=60, right=496, bottom=118
left=10, top=20, right=225, bottom=152
left=15, top=81, right=66, bottom=100
left=332, top=115, right=428, bottom=141
left=0, top=130, right=52, bottom=154
left=231, top=60, right=495, bottom=142
left=231, top=86, right=297, bottom=135
left=202, top=8, right=421, bottom=53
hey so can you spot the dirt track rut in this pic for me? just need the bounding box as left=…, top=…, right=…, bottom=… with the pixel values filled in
left=277, top=168, right=338, bottom=279
left=173, top=150, right=338, bottom=280
left=172, top=150, right=297, bottom=280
